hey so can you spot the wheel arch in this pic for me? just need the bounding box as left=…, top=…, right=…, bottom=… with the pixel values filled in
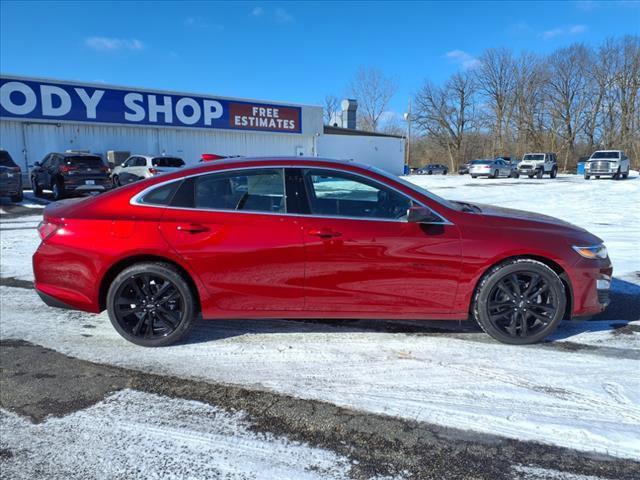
left=470, top=254, right=573, bottom=320
left=98, top=254, right=202, bottom=313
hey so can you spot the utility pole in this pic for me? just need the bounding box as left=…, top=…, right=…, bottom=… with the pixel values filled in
left=403, top=98, right=412, bottom=173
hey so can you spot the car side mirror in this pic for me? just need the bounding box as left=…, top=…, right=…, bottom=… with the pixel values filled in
left=121, top=163, right=127, bottom=167
left=407, top=206, right=441, bottom=224
left=34, top=161, right=41, bottom=167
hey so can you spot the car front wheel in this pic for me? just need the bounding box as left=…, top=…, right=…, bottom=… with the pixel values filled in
left=31, top=177, right=43, bottom=196
left=473, top=259, right=566, bottom=345
left=106, top=262, right=196, bottom=347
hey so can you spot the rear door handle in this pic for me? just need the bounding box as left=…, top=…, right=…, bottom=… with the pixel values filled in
left=308, top=228, right=342, bottom=238
left=176, top=223, right=209, bottom=234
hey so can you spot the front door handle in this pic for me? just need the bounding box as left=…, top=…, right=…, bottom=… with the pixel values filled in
left=308, top=228, right=342, bottom=239
left=176, top=223, right=209, bottom=234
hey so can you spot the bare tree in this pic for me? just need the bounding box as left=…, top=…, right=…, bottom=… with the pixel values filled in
left=545, top=44, right=592, bottom=170
left=349, top=67, right=397, bottom=132
left=323, top=95, right=340, bottom=125
left=414, top=71, right=477, bottom=170
left=475, top=48, right=517, bottom=155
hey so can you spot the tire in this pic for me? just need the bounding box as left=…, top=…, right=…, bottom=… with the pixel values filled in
left=584, top=174, right=590, bottom=180
left=10, top=190, right=24, bottom=203
left=107, top=262, right=197, bottom=347
left=536, top=169, right=543, bottom=179
left=622, top=170, right=629, bottom=179
left=113, top=175, right=120, bottom=187
left=473, top=259, right=566, bottom=345
left=443, top=169, right=448, bottom=175
left=471, top=175, right=477, bottom=179
left=550, top=167, right=557, bottom=179
left=527, top=174, right=534, bottom=179
left=52, top=178, right=65, bottom=201
left=510, top=171, right=519, bottom=178
left=596, top=176, right=600, bottom=179
left=428, top=170, right=433, bottom=175
left=31, top=177, right=43, bottom=196
left=613, top=168, right=621, bottom=180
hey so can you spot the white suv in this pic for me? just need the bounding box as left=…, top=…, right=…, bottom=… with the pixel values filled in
left=517, top=153, right=558, bottom=179
left=112, top=155, right=185, bottom=186
left=584, top=150, right=630, bottom=180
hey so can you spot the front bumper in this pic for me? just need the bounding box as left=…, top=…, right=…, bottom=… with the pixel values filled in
left=569, top=257, right=613, bottom=318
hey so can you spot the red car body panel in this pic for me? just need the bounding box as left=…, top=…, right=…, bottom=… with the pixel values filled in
left=33, top=157, right=611, bottom=321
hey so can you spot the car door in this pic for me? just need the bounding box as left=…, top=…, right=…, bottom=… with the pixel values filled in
left=41, top=154, right=58, bottom=188
left=157, top=167, right=306, bottom=315
left=33, top=154, right=50, bottom=185
left=119, top=157, right=139, bottom=184
left=293, top=167, right=462, bottom=316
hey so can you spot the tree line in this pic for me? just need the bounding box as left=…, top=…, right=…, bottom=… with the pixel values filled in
left=327, top=36, right=640, bottom=170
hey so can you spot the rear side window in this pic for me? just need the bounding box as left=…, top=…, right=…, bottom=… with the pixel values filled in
left=138, top=181, right=181, bottom=206
left=65, top=155, right=103, bottom=167
left=194, top=168, right=285, bottom=213
left=152, top=157, right=185, bottom=168
left=0, top=150, right=16, bottom=167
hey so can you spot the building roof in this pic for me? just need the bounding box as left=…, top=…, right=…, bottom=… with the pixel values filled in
left=323, top=125, right=404, bottom=139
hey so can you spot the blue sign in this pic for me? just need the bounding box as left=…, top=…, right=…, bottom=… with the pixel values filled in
left=0, top=77, right=302, bottom=134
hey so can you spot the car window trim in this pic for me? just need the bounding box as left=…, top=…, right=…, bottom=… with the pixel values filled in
left=130, top=165, right=453, bottom=225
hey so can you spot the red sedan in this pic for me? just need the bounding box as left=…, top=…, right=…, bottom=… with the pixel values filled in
left=33, top=157, right=612, bottom=346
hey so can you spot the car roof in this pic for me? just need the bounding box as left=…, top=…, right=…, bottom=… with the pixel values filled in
left=54, top=152, right=102, bottom=158
left=592, top=150, right=621, bottom=153
left=130, top=154, right=183, bottom=160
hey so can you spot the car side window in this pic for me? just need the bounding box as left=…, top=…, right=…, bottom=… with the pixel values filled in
left=139, top=181, right=181, bottom=206
left=194, top=168, right=285, bottom=213
left=303, top=169, right=413, bottom=220
left=122, top=157, right=134, bottom=167
left=41, top=155, right=51, bottom=168
left=133, top=157, right=145, bottom=167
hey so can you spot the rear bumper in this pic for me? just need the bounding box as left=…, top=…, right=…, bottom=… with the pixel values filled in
left=63, top=178, right=112, bottom=192
left=36, top=289, right=74, bottom=310
left=0, top=179, right=22, bottom=195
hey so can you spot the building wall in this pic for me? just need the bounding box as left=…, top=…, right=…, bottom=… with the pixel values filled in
left=317, top=133, right=405, bottom=176
left=0, top=119, right=316, bottom=178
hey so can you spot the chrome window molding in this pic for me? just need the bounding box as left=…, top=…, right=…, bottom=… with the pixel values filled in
left=130, top=165, right=454, bottom=226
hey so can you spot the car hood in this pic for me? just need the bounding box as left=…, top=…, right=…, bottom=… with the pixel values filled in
left=471, top=203, right=586, bottom=231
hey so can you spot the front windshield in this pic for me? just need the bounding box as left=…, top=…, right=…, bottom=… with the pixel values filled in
left=475, top=160, right=493, bottom=165
left=591, top=151, right=620, bottom=159
left=523, top=154, right=544, bottom=161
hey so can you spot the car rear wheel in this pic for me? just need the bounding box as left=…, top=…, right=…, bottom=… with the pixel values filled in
left=584, top=174, right=590, bottom=179
left=107, top=262, right=196, bottom=347
left=471, top=175, right=477, bottom=179
left=443, top=169, right=448, bottom=175
left=31, top=177, right=43, bottom=196
left=536, top=169, right=543, bottom=179
left=550, top=167, right=557, bottom=178
left=52, top=179, right=65, bottom=201
left=10, top=190, right=23, bottom=202
left=473, top=259, right=566, bottom=345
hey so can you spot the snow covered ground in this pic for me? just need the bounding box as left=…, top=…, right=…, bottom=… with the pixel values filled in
left=1, top=285, right=639, bottom=460
left=1, top=174, right=639, bottom=467
left=1, top=389, right=357, bottom=480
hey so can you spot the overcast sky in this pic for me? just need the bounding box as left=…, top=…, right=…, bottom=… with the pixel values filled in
left=1, top=1, right=639, bottom=121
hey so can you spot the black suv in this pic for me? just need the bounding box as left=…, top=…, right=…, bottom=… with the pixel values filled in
left=31, top=152, right=112, bottom=200
left=417, top=164, right=448, bottom=175
left=0, top=150, right=23, bottom=202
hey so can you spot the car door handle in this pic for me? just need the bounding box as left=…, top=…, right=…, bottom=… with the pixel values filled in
left=176, top=223, right=209, bottom=234
left=308, top=228, right=342, bottom=238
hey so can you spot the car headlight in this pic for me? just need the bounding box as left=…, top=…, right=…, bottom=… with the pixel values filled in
left=572, top=244, right=608, bottom=260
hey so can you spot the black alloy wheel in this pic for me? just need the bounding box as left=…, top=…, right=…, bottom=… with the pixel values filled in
left=107, top=262, right=196, bottom=346
left=474, top=259, right=566, bottom=344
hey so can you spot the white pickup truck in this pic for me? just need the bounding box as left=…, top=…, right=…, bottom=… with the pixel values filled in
left=517, top=153, right=558, bottom=179
left=584, top=150, right=631, bottom=180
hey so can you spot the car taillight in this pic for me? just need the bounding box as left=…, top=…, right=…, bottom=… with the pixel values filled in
left=37, top=219, right=63, bottom=241
left=59, top=165, right=78, bottom=173
left=148, top=167, right=159, bottom=175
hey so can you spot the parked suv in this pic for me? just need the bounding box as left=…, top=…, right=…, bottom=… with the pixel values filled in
left=517, top=153, right=558, bottom=179
left=112, top=155, right=185, bottom=186
left=417, top=164, right=448, bottom=175
left=0, top=149, right=23, bottom=202
left=584, top=150, right=630, bottom=180
left=31, top=152, right=112, bottom=200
